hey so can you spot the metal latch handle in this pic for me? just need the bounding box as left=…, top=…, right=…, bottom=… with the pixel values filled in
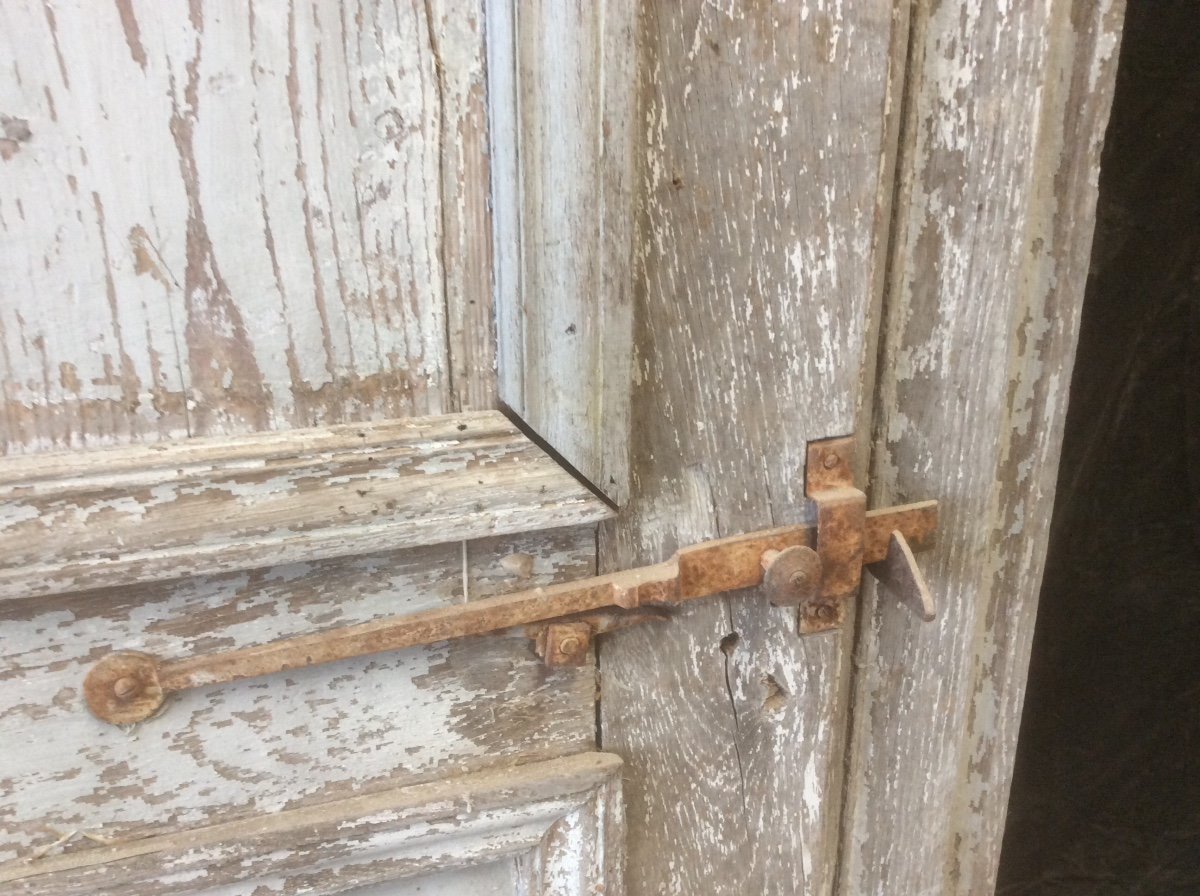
left=83, top=437, right=938, bottom=726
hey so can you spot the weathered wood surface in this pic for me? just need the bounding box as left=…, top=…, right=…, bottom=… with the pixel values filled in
left=357, top=862, right=518, bottom=896
left=513, top=757, right=625, bottom=896
left=0, top=410, right=611, bottom=602
left=0, top=525, right=599, bottom=866
left=839, top=1, right=1126, bottom=893
left=0, top=0, right=495, bottom=456
left=1, top=752, right=621, bottom=896
left=598, top=3, right=898, bottom=894
left=490, top=0, right=637, bottom=503
left=0, top=2, right=628, bottom=891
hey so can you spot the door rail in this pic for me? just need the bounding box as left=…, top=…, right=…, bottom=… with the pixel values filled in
left=0, top=411, right=612, bottom=603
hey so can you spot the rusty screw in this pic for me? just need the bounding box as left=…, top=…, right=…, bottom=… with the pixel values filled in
left=823, top=451, right=840, bottom=470
left=112, top=676, right=141, bottom=701
left=556, top=634, right=583, bottom=656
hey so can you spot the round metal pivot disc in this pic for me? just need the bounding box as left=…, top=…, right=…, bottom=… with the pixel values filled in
left=83, top=651, right=165, bottom=724
left=762, top=545, right=822, bottom=607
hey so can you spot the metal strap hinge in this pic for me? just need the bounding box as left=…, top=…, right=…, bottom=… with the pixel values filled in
left=83, top=435, right=938, bottom=725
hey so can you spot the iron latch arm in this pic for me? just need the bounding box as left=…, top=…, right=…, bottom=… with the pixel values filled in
left=83, top=437, right=938, bottom=726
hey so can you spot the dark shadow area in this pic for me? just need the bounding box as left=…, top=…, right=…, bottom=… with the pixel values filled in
left=996, top=1, right=1200, bottom=893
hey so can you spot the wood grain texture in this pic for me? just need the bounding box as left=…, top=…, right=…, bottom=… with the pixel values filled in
left=0, top=410, right=611, bottom=601
left=356, top=862, right=518, bottom=896
left=514, top=759, right=625, bottom=896
left=0, top=525, right=599, bottom=866
left=597, top=3, right=896, bottom=893
left=491, top=0, right=637, bottom=503
left=839, top=1, right=1126, bottom=893
left=0, top=0, right=495, bottom=455
left=1, top=751, right=622, bottom=896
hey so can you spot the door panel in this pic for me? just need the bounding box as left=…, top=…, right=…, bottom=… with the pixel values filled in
left=840, top=2, right=1126, bottom=893
left=0, top=753, right=623, bottom=895
left=0, top=0, right=495, bottom=451
left=598, top=3, right=898, bottom=893
left=0, top=0, right=631, bottom=887
left=0, top=526, right=598, bottom=864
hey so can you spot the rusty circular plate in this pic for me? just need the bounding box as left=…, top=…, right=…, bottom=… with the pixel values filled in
left=762, top=545, right=822, bottom=607
left=83, top=651, right=165, bottom=725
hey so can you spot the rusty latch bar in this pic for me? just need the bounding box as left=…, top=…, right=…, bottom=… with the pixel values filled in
left=754, top=435, right=935, bottom=633
left=800, top=436, right=868, bottom=633
left=83, top=439, right=938, bottom=726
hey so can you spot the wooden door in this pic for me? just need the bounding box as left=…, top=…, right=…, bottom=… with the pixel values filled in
left=0, top=1, right=633, bottom=892
left=0, top=2, right=1125, bottom=895
left=598, top=2, right=1125, bottom=894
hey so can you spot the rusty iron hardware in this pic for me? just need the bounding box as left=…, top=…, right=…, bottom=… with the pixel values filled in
left=757, top=436, right=935, bottom=632
left=83, top=436, right=938, bottom=725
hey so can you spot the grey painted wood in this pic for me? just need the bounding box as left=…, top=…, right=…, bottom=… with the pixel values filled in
left=0, top=526, right=599, bottom=866
left=1, top=752, right=622, bottom=895
left=490, top=0, right=637, bottom=504
left=0, top=2, right=625, bottom=891
left=352, top=862, right=516, bottom=896
left=597, top=3, right=898, bottom=894
left=0, top=0, right=496, bottom=453
left=838, top=1, right=1126, bottom=893
left=0, top=411, right=611, bottom=601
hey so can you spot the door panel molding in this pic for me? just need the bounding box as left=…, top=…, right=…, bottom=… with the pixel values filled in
left=488, top=0, right=638, bottom=506
left=0, top=410, right=612, bottom=602
left=0, top=752, right=624, bottom=896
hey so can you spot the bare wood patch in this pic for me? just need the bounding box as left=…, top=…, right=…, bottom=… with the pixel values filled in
left=598, top=2, right=897, bottom=893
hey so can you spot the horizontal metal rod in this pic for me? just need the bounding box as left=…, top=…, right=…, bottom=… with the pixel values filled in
left=83, top=501, right=937, bottom=725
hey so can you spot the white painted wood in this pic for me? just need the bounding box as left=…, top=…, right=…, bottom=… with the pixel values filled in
left=513, top=757, right=625, bottom=896
left=490, top=0, right=637, bottom=503
left=351, top=862, right=516, bottom=896
left=0, top=3, right=628, bottom=893
left=0, top=0, right=495, bottom=454
left=598, top=3, right=898, bottom=894
left=0, top=752, right=623, bottom=896
left=0, top=410, right=611, bottom=601
left=838, top=1, right=1126, bottom=894
left=0, top=526, right=598, bottom=865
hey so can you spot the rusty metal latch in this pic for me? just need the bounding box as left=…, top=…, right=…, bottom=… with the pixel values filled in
left=83, top=435, right=938, bottom=726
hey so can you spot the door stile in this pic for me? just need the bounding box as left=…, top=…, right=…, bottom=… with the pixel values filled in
left=838, top=1, right=1126, bottom=893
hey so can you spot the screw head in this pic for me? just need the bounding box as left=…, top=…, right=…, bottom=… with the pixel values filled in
left=823, top=451, right=840, bottom=470
left=112, top=676, right=141, bottom=701
left=556, top=635, right=583, bottom=656
left=84, top=651, right=165, bottom=725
